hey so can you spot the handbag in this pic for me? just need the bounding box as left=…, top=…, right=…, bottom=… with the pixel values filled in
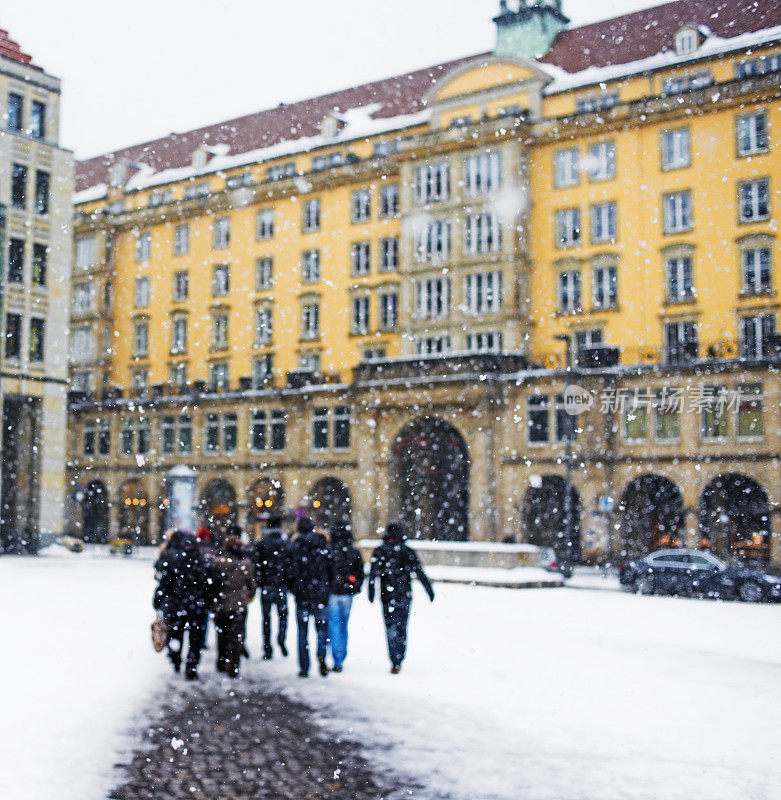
left=151, top=613, right=168, bottom=652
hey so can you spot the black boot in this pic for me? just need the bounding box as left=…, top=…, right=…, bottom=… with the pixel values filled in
left=168, top=650, right=182, bottom=673
left=185, top=664, right=199, bottom=681
left=318, top=656, right=329, bottom=677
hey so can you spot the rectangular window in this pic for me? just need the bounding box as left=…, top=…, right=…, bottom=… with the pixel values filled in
left=121, top=418, right=134, bottom=456
left=131, top=369, right=148, bottom=395
left=558, top=270, right=582, bottom=313
left=34, top=171, right=50, bottom=215
left=735, top=54, right=781, bottom=79
left=251, top=410, right=268, bottom=451
left=587, top=141, right=615, bottom=181
left=593, top=265, right=617, bottom=309
left=379, top=237, right=398, bottom=271
left=623, top=399, right=649, bottom=442
left=464, top=271, right=503, bottom=315
left=134, top=276, right=150, bottom=308
left=654, top=389, right=681, bottom=442
left=414, top=162, right=450, bottom=204
left=266, top=162, right=296, bottom=181
left=270, top=410, right=286, bottom=451
left=466, top=331, right=502, bottom=353
left=212, top=313, right=229, bottom=349
left=334, top=406, right=351, bottom=450
left=83, top=421, right=97, bottom=456
left=31, top=243, right=47, bottom=286
left=136, top=232, right=151, bottom=262
left=174, top=224, right=189, bottom=255
left=554, top=148, right=580, bottom=187
left=133, top=321, right=148, bottom=356
left=223, top=413, right=238, bottom=453
left=303, top=199, right=321, bottom=232
left=71, top=324, right=93, bottom=362
left=739, top=178, right=770, bottom=222
left=255, top=307, right=272, bottom=345
left=661, top=128, right=690, bottom=170
left=661, top=71, right=712, bottom=96
left=555, top=208, right=581, bottom=248
left=302, top=303, right=320, bottom=338
left=253, top=353, right=273, bottom=387
left=465, top=213, right=502, bottom=255
left=161, top=416, right=176, bottom=455
left=312, top=406, right=329, bottom=450
left=351, top=242, right=371, bottom=275
left=665, top=321, right=698, bottom=364
left=98, top=419, right=111, bottom=456
left=256, top=257, right=273, bottom=290
left=380, top=292, right=398, bottom=331
left=213, top=216, right=230, bottom=249
left=464, top=151, right=502, bottom=196
left=173, top=270, right=189, bottom=301
left=576, top=93, right=619, bottom=113
left=301, top=249, right=320, bottom=283
left=351, top=188, right=371, bottom=223
left=415, top=220, right=451, bottom=263
left=737, top=384, right=764, bottom=439
left=4, top=313, right=22, bottom=359
left=737, top=112, right=768, bottom=156
left=183, top=181, right=210, bottom=200
left=8, top=93, right=23, bottom=131
left=178, top=415, right=192, bottom=453
left=169, top=362, right=187, bottom=386
left=527, top=395, right=549, bottom=443
left=555, top=394, right=577, bottom=443
left=205, top=413, right=220, bottom=453
left=212, top=264, right=230, bottom=296
left=29, top=318, right=45, bottom=361
left=298, top=352, right=321, bottom=372
left=663, top=191, right=692, bottom=233
left=742, top=248, right=771, bottom=294
left=700, top=386, right=730, bottom=440
left=257, top=208, right=275, bottom=240
left=590, top=202, right=617, bottom=243
left=379, top=184, right=399, bottom=217
left=11, top=163, right=27, bottom=209
left=575, top=329, right=603, bottom=358
left=415, top=335, right=451, bottom=355
left=352, top=296, right=370, bottom=335
left=740, top=314, right=776, bottom=360
left=171, top=317, right=187, bottom=353
left=415, top=278, right=450, bottom=320
left=75, top=237, right=97, bottom=269
left=666, top=256, right=694, bottom=301
left=30, top=100, right=45, bottom=139
left=138, top=417, right=151, bottom=454
left=8, top=238, right=24, bottom=284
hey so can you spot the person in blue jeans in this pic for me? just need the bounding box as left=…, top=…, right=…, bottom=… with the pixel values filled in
left=368, top=522, right=434, bottom=673
left=287, top=517, right=334, bottom=677
left=327, top=524, right=365, bottom=672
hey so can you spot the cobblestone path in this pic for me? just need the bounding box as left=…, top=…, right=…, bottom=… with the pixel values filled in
left=108, top=676, right=414, bottom=800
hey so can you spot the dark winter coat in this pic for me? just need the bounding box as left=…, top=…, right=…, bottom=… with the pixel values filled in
left=367, top=534, right=434, bottom=605
left=287, top=531, right=335, bottom=609
left=252, top=529, right=290, bottom=590
left=211, top=552, right=257, bottom=617
left=330, top=527, right=365, bottom=596
left=153, top=531, right=211, bottom=624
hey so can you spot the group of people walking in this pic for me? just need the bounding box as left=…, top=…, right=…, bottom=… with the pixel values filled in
left=153, top=517, right=435, bottom=681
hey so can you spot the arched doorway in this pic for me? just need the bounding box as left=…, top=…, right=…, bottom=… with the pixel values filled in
left=200, top=479, right=237, bottom=541
left=393, top=418, right=470, bottom=541
left=307, top=478, right=352, bottom=530
left=247, top=478, right=285, bottom=538
left=118, top=480, right=150, bottom=543
left=522, top=475, right=581, bottom=560
left=81, top=480, right=110, bottom=543
left=618, top=475, right=684, bottom=557
left=700, top=474, right=771, bottom=562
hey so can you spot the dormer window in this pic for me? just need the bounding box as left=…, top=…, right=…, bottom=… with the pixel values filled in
left=192, top=148, right=208, bottom=168
left=321, top=115, right=339, bottom=139
left=675, top=26, right=699, bottom=56
left=109, top=162, right=127, bottom=188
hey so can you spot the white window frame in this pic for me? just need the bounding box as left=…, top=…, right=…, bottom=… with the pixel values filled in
left=592, top=265, right=617, bottom=309
left=134, top=276, right=150, bottom=308
left=302, top=303, right=320, bottom=339
left=415, top=277, right=451, bottom=320
left=463, top=151, right=502, bottom=197
left=587, top=141, right=615, bottom=182
left=255, top=306, right=273, bottom=345
left=212, top=312, right=229, bottom=349
left=212, top=264, right=230, bottom=297
left=213, top=216, right=230, bottom=249
left=742, top=247, right=771, bottom=294
left=666, top=256, right=694, bottom=301
left=351, top=295, right=370, bottom=335
left=555, top=208, right=582, bottom=249
left=663, top=191, right=693, bottom=233
left=303, top=198, right=321, bottom=232
left=351, top=188, right=371, bottom=223
left=351, top=241, right=371, bottom=276
left=554, top=148, right=580, bottom=188
left=380, top=292, right=398, bottom=331
left=257, top=208, right=275, bottom=240
left=661, top=128, right=691, bottom=170
left=135, top=232, right=151, bottom=263
left=171, top=316, right=187, bottom=354
left=464, top=271, right=503, bottom=315
left=174, top=223, right=189, bottom=255
left=590, top=202, right=617, bottom=244
left=739, top=178, right=770, bottom=223
left=465, top=213, right=502, bottom=255
left=414, top=163, right=450, bottom=205
left=415, top=220, right=451, bottom=264
left=737, top=112, right=768, bottom=156
left=558, top=270, right=582, bottom=313
left=256, top=257, right=273, bottom=290
left=302, top=249, right=321, bottom=283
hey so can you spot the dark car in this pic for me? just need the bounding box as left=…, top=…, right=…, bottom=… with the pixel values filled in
left=619, top=549, right=781, bottom=603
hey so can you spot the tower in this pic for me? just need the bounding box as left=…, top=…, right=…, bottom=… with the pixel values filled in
left=493, top=0, right=569, bottom=60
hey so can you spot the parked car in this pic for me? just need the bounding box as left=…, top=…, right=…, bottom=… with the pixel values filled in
left=619, top=549, right=781, bottom=602
left=538, top=547, right=573, bottom=579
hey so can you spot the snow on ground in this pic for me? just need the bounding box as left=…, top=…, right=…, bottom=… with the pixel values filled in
left=1, top=548, right=779, bottom=800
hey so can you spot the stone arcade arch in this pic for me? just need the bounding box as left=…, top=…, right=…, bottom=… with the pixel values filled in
left=700, top=474, right=771, bottom=562
left=200, top=478, right=238, bottom=541
left=617, top=474, right=685, bottom=557
left=81, top=480, right=110, bottom=543
left=392, top=417, right=470, bottom=541
left=307, top=478, right=352, bottom=530
left=247, top=478, right=285, bottom=537
left=522, top=475, right=581, bottom=560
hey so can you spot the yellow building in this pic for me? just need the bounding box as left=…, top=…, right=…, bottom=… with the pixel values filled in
left=67, top=0, right=781, bottom=567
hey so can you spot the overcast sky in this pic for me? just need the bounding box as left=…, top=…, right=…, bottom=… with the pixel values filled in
left=6, top=0, right=667, bottom=159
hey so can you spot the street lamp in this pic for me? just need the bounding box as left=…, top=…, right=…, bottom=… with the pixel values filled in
left=554, top=333, right=575, bottom=565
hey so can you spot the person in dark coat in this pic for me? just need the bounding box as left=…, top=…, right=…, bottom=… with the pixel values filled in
left=368, top=522, right=434, bottom=674
left=287, top=517, right=334, bottom=677
left=252, top=515, right=290, bottom=660
left=153, top=530, right=211, bottom=680
left=327, top=523, right=364, bottom=672
left=211, top=534, right=256, bottom=678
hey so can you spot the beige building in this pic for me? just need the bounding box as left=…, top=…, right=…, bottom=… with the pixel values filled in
left=1, top=29, right=73, bottom=551
left=65, top=1, right=780, bottom=565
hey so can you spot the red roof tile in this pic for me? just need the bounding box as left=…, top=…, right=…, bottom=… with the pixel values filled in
left=0, top=28, right=38, bottom=69
left=75, top=0, right=781, bottom=193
